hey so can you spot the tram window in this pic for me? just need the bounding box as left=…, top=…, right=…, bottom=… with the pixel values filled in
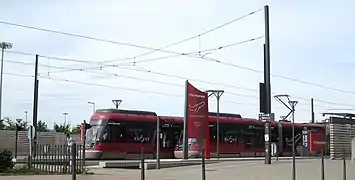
left=243, top=125, right=264, bottom=148
left=160, top=122, right=178, bottom=148
left=220, top=123, right=239, bottom=144
left=270, top=128, right=278, bottom=142
left=101, top=121, right=125, bottom=142
left=283, top=127, right=303, bottom=148
left=125, top=121, right=155, bottom=143
left=101, top=120, right=155, bottom=143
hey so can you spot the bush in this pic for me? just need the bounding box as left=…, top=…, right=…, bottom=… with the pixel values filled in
left=0, top=149, right=14, bottom=172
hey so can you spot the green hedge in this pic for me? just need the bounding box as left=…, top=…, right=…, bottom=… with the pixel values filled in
left=0, top=149, right=14, bottom=173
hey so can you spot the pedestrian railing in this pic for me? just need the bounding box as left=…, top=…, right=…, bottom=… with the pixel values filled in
left=26, top=143, right=84, bottom=174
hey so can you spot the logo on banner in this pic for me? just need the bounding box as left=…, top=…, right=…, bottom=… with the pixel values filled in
left=188, top=101, right=206, bottom=113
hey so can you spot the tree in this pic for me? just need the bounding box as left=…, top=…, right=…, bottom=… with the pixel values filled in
left=0, top=119, right=5, bottom=130
left=36, top=120, right=49, bottom=132
left=3, top=117, right=28, bottom=131
left=70, top=124, right=81, bottom=134
left=54, top=123, right=71, bottom=136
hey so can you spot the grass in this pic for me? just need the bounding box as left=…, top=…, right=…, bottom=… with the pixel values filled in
left=0, top=165, right=55, bottom=176
left=0, top=164, right=91, bottom=176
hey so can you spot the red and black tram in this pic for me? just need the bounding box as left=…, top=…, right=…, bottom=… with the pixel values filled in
left=82, top=109, right=325, bottom=160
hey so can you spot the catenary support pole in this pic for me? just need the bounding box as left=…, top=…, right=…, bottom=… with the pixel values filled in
left=156, top=116, right=160, bottom=169
left=82, top=120, right=86, bottom=172
left=183, top=80, right=189, bottom=159
left=264, top=5, right=272, bottom=165
left=216, top=93, right=221, bottom=159
left=32, top=54, right=39, bottom=152
left=206, top=90, right=224, bottom=159
left=290, top=101, right=298, bottom=180
left=311, top=98, right=315, bottom=123
left=292, top=111, right=296, bottom=180
left=0, top=47, right=4, bottom=122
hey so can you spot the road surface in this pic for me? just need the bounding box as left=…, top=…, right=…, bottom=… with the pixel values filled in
left=2, top=159, right=355, bottom=180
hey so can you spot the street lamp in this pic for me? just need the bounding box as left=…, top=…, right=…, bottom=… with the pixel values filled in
left=88, top=101, right=96, bottom=113
left=24, top=111, right=28, bottom=125
left=206, top=90, right=224, bottom=159
left=0, top=42, right=13, bottom=121
left=63, top=112, right=68, bottom=125
left=112, top=100, right=122, bottom=109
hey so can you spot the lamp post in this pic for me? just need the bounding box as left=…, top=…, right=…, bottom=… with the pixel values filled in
left=24, top=111, right=28, bottom=127
left=206, top=90, right=224, bottom=159
left=0, top=42, right=13, bottom=121
left=112, top=100, right=122, bottom=109
left=88, top=101, right=96, bottom=113
left=63, top=112, right=68, bottom=125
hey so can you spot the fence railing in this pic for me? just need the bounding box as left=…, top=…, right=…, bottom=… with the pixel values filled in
left=26, top=143, right=84, bottom=174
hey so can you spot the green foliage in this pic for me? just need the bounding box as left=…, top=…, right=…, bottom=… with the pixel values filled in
left=0, top=149, right=14, bottom=173
left=3, top=117, right=28, bottom=131
left=0, top=165, right=53, bottom=175
left=36, top=120, right=49, bottom=132
left=70, top=125, right=81, bottom=134
left=54, top=123, right=71, bottom=136
left=0, top=119, right=5, bottom=130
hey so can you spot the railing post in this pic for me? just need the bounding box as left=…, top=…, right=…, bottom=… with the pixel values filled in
left=71, top=143, right=77, bottom=180
left=321, top=150, right=325, bottom=180
left=141, top=144, right=145, bottom=180
left=201, top=148, right=206, bottom=180
left=343, top=148, right=346, bottom=180
left=15, top=126, right=18, bottom=159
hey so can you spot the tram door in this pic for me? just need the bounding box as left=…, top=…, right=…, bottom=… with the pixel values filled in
left=159, top=121, right=175, bottom=148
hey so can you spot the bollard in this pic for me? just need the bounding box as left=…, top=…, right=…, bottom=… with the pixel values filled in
left=141, top=145, right=145, bottom=180
left=201, top=148, right=206, bottom=180
left=343, top=148, right=346, bottom=180
left=321, top=150, right=325, bottom=180
left=71, top=143, right=77, bottom=180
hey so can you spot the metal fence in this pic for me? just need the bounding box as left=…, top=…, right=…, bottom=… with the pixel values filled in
left=26, top=143, right=84, bottom=174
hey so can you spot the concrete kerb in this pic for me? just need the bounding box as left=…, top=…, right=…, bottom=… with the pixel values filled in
left=99, top=156, right=320, bottom=169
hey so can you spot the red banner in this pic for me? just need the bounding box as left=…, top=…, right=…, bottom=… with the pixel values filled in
left=80, top=123, right=84, bottom=144
left=186, top=81, right=210, bottom=158
left=309, top=131, right=325, bottom=152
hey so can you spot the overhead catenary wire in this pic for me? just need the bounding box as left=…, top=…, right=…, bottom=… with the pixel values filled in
left=4, top=59, right=355, bottom=109
left=3, top=58, right=260, bottom=92
left=3, top=8, right=353, bottom=97
left=103, top=7, right=264, bottom=63
left=5, top=50, right=99, bottom=64
left=42, top=36, right=264, bottom=74
left=1, top=72, right=262, bottom=107
left=3, top=59, right=258, bottom=98
left=3, top=72, right=322, bottom=113
left=195, top=55, right=355, bottom=96
left=0, top=7, right=262, bottom=63
left=0, top=7, right=264, bottom=64
left=5, top=17, right=352, bottom=97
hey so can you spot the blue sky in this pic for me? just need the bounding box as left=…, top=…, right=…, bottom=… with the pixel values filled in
left=0, top=0, right=354, bottom=128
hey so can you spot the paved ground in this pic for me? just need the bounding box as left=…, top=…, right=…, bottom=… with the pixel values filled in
left=2, top=159, right=355, bottom=180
